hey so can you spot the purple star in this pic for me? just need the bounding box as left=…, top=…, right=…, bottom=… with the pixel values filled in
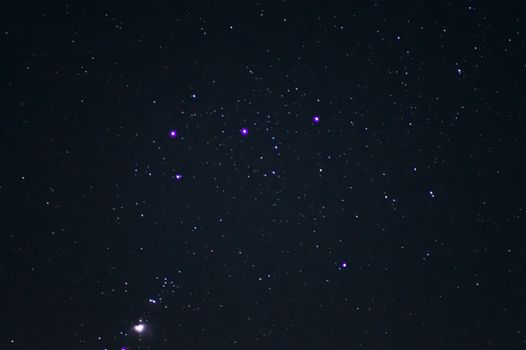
left=175, top=174, right=182, bottom=180
left=341, top=262, right=347, bottom=268
left=169, top=130, right=177, bottom=138
left=240, top=127, right=249, bottom=136
left=312, top=115, right=320, bottom=124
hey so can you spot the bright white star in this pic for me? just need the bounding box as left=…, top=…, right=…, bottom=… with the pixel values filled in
left=133, top=324, right=145, bottom=333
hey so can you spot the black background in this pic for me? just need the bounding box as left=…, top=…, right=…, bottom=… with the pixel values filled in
left=1, top=1, right=525, bottom=349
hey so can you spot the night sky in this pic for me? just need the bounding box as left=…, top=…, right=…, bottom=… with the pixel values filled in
left=1, top=1, right=525, bottom=349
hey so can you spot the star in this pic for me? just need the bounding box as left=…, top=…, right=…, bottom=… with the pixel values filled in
left=175, top=173, right=182, bottom=180
left=312, top=115, right=320, bottom=124
left=240, top=127, right=249, bottom=136
left=133, top=323, right=146, bottom=333
left=169, top=130, right=177, bottom=138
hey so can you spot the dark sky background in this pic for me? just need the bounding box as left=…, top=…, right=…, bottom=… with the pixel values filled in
left=1, top=1, right=525, bottom=349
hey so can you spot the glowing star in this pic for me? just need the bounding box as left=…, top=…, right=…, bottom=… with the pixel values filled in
left=169, top=130, right=177, bottom=138
left=341, top=262, right=347, bottom=268
left=312, top=115, right=320, bottom=124
left=175, top=174, right=182, bottom=180
left=240, top=127, right=249, bottom=136
left=133, top=324, right=146, bottom=333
